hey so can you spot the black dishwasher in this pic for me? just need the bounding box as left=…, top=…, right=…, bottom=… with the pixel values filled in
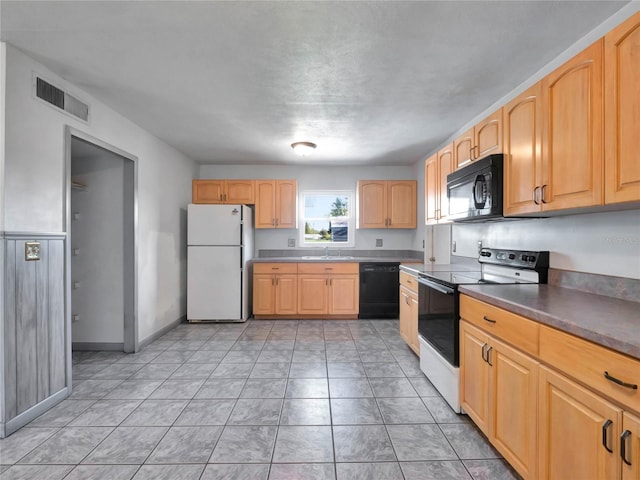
left=359, top=263, right=400, bottom=319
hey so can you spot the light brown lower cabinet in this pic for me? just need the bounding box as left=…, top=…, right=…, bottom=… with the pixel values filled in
left=399, top=285, right=419, bottom=355
left=538, top=365, right=621, bottom=480
left=460, top=294, right=640, bottom=480
left=253, top=262, right=359, bottom=319
left=460, top=320, right=538, bottom=480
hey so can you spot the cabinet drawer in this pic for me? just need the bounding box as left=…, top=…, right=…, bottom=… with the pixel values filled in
left=253, top=263, right=298, bottom=274
left=297, top=263, right=359, bottom=274
left=399, top=271, right=418, bottom=292
left=540, top=326, right=640, bottom=414
left=460, top=295, right=539, bottom=357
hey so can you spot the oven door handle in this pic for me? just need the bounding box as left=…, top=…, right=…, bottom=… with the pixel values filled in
left=417, top=277, right=455, bottom=295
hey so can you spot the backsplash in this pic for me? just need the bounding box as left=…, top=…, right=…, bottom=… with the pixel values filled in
left=258, top=249, right=424, bottom=260
left=548, top=269, right=640, bottom=303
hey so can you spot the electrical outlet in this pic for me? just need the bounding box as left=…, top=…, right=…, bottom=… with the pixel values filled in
left=73, top=212, right=80, bottom=221
left=376, top=238, right=383, bottom=247
left=72, top=314, right=80, bottom=323
left=73, top=248, right=80, bottom=256
left=287, top=238, right=295, bottom=247
left=452, top=241, right=457, bottom=253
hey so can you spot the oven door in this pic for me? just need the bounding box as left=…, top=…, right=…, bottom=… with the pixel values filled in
left=417, top=277, right=459, bottom=367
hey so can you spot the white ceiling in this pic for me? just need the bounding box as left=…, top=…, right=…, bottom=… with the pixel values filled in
left=0, top=1, right=629, bottom=166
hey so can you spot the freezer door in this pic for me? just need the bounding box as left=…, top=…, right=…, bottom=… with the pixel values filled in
left=188, top=204, right=242, bottom=246
left=187, top=246, right=242, bottom=320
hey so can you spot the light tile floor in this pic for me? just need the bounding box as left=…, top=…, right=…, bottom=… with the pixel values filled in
left=0, top=319, right=522, bottom=480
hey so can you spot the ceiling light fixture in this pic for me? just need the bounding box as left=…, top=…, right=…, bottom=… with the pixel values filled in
left=291, top=141, right=317, bottom=156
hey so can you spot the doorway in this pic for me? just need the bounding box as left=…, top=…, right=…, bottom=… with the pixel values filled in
left=65, top=127, right=137, bottom=354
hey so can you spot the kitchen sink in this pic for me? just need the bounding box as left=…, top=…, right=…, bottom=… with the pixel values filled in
left=300, top=255, right=356, bottom=260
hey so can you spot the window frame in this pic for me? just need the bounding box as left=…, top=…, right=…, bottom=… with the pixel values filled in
left=299, top=189, right=355, bottom=248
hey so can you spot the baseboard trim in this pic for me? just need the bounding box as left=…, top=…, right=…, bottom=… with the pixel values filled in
left=4, top=388, right=68, bottom=437
left=72, top=342, right=124, bottom=351
left=139, top=315, right=186, bottom=350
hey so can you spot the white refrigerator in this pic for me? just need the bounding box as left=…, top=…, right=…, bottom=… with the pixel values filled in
left=187, top=204, right=253, bottom=322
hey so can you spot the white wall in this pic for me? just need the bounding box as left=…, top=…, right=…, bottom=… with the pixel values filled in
left=448, top=210, right=640, bottom=279
left=70, top=146, right=125, bottom=343
left=199, top=164, right=421, bottom=253
left=3, top=44, right=199, bottom=342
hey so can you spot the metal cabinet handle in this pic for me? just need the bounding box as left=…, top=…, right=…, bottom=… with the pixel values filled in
left=272, top=218, right=276, bottom=226
left=602, top=419, right=613, bottom=453
left=533, top=187, right=540, bottom=205
left=271, top=277, right=275, bottom=286
left=604, top=371, right=638, bottom=390
left=483, top=316, right=497, bottom=324
left=388, top=218, right=391, bottom=227
left=481, top=343, right=488, bottom=362
left=275, top=218, right=279, bottom=227
left=540, top=184, right=548, bottom=204
left=621, top=430, right=632, bottom=466
left=486, top=346, right=493, bottom=366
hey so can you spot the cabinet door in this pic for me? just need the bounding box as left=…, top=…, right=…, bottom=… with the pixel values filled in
left=275, top=274, right=298, bottom=315
left=399, top=286, right=411, bottom=344
left=276, top=180, right=297, bottom=228
left=408, top=291, right=420, bottom=355
left=454, top=127, right=475, bottom=170
left=226, top=180, right=255, bottom=204
left=255, top=180, right=276, bottom=228
left=425, top=154, right=438, bottom=224
left=538, top=366, right=621, bottom=480
left=253, top=274, right=275, bottom=315
left=328, top=274, right=359, bottom=315
left=358, top=181, right=388, bottom=228
left=476, top=109, right=503, bottom=158
left=622, top=411, right=640, bottom=480
left=192, top=180, right=224, bottom=204
left=297, top=276, right=329, bottom=315
left=605, top=11, right=640, bottom=205
left=491, top=337, right=538, bottom=480
left=388, top=181, right=417, bottom=228
left=460, top=321, right=490, bottom=434
left=503, top=83, right=543, bottom=216
left=542, top=40, right=604, bottom=211
left=437, top=144, right=454, bottom=221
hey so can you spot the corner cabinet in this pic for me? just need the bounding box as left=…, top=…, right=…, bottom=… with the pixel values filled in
left=192, top=179, right=255, bottom=204
left=254, top=180, right=297, bottom=229
left=604, top=11, right=640, bottom=205
left=425, top=144, right=453, bottom=224
left=358, top=180, right=417, bottom=229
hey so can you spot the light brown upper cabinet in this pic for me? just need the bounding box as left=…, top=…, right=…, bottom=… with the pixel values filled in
left=503, top=83, right=544, bottom=216
left=454, top=110, right=503, bottom=170
left=358, top=180, right=417, bottom=229
left=254, top=180, right=297, bottom=229
left=541, top=40, right=604, bottom=211
left=192, top=179, right=255, bottom=204
left=425, top=143, right=453, bottom=224
left=604, top=11, right=640, bottom=205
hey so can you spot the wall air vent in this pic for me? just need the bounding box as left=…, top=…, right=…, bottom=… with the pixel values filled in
left=35, top=76, right=89, bottom=122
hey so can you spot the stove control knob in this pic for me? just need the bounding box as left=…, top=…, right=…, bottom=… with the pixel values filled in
left=528, top=255, right=536, bottom=263
left=508, top=253, right=515, bottom=260
left=482, top=251, right=492, bottom=257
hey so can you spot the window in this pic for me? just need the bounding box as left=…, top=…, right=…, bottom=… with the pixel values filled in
left=300, top=190, right=354, bottom=247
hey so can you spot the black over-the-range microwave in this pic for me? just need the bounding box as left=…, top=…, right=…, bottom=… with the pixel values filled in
left=446, top=154, right=504, bottom=222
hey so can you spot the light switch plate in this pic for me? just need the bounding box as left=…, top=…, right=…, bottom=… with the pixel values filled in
left=25, top=241, right=41, bottom=261
left=376, top=238, right=383, bottom=247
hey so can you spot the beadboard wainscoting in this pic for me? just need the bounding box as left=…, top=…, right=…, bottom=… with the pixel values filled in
left=2, top=233, right=69, bottom=437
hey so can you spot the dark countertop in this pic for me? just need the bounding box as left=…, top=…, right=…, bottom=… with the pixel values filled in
left=253, top=257, right=421, bottom=264
left=459, top=284, right=640, bottom=360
